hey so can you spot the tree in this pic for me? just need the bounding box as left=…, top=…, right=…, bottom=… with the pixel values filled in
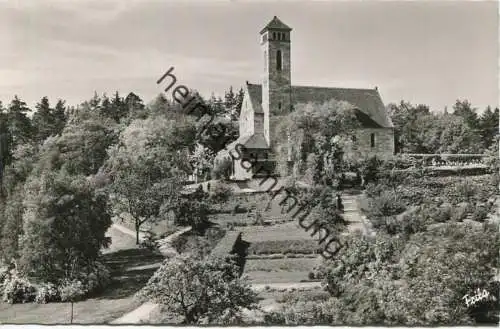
left=125, top=92, right=145, bottom=120
left=148, top=93, right=171, bottom=117
left=19, top=169, right=112, bottom=283
left=172, top=196, right=211, bottom=231
left=479, top=106, right=499, bottom=149
left=275, top=99, right=360, bottom=186
left=452, top=99, right=479, bottom=130
left=195, top=94, right=238, bottom=154
left=52, top=100, right=67, bottom=136
left=0, top=102, right=12, bottom=190
left=314, top=221, right=499, bottom=325
left=106, top=115, right=196, bottom=243
left=188, top=143, right=215, bottom=183
left=99, top=93, right=111, bottom=119
left=224, top=86, right=244, bottom=121
left=0, top=185, right=24, bottom=262
left=209, top=182, right=233, bottom=211
left=224, top=86, right=237, bottom=116
left=387, top=101, right=430, bottom=153
left=349, top=155, right=381, bottom=187
left=437, top=114, right=483, bottom=153
left=7, top=96, right=33, bottom=147
left=55, top=113, right=118, bottom=176
left=139, top=255, right=257, bottom=324
left=32, top=96, right=55, bottom=143
left=109, top=156, right=183, bottom=243
left=388, top=100, right=483, bottom=154
left=212, top=155, right=232, bottom=180
left=110, top=91, right=129, bottom=122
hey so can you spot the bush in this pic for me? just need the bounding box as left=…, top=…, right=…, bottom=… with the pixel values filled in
left=471, top=204, right=491, bottom=222
left=451, top=202, right=471, bottom=222
left=82, top=262, right=111, bottom=293
left=368, top=190, right=406, bottom=218
left=2, top=275, right=36, bottom=304
left=59, top=279, right=86, bottom=302
left=35, top=282, right=61, bottom=304
left=212, top=157, right=232, bottom=180
left=0, top=266, right=9, bottom=291
left=209, top=183, right=233, bottom=205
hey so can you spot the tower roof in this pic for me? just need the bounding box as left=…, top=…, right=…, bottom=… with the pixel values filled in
left=260, top=16, right=292, bottom=34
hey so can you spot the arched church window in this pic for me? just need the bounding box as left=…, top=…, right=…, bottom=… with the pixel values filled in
left=273, top=32, right=276, bottom=40
left=370, top=133, right=375, bottom=148
left=276, top=50, right=282, bottom=71
left=278, top=102, right=282, bottom=110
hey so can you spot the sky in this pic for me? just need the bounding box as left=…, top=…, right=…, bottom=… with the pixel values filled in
left=0, top=0, right=498, bottom=112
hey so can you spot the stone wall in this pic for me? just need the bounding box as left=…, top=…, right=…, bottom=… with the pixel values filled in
left=346, top=128, right=395, bottom=159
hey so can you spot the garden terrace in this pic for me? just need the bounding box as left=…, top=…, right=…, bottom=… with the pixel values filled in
left=210, top=231, right=244, bottom=258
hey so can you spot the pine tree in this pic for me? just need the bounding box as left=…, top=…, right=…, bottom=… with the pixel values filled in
left=0, top=101, right=11, bottom=194
left=7, top=96, right=33, bottom=147
left=235, top=87, right=245, bottom=119
left=32, top=96, right=55, bottom=143
left=100, top=93, right=111, bottom=119
left=89, top=91, right=101, bottom=110
left=224, top=86, right=236, bottom=112
left=479, top=106, right=499, bottom=149
left=125, top=92, right=145, bottom=119
left=107, top=91, right=124, bottom=122
left=53, top=99, right=67, bottom=135
left=452, top=99, right=479, bottom=129
left=149, top=93, right=175, bottom=117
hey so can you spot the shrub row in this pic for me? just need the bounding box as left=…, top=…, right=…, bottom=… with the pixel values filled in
left=0, top=262, right=110, bottom=304
left=246, top=253, right=318, bottom=260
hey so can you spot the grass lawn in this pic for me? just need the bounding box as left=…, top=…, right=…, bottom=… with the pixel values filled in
left=113, top=215, right=178, bottom=239
left=0, top=225, right=163, bottom=324
left=244, top=270, right=313, bottom=284
left=243, top=256, right=320, bottom=284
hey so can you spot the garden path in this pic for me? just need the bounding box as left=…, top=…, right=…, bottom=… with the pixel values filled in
left=110, top=225, right=192, bottom=324
left=342, top=193, right=375, bottom=237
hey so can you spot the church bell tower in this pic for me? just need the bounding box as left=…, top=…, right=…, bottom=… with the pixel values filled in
left=260, top=16, right=292, bottom=146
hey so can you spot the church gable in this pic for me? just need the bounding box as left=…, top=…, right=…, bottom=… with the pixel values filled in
left=239, top=85, right=255, bottom=138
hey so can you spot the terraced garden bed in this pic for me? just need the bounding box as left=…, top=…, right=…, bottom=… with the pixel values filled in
left=244, top=257, right=320, bottom=272
left=240, top=222, right=313, bottom=242
left=247, top=239, right=320, bottom=255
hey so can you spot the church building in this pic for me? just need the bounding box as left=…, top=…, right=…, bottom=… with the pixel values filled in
left=226, top=16, right=395, bottom=181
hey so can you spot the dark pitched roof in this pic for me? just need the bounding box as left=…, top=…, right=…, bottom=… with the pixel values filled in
left=246, top=83, right=264, bottom=114
left=245, top=83, right=393, bottom=128
left=238, top=133, right=269, bottom=149
left=260, top=16, right=292, bottom=34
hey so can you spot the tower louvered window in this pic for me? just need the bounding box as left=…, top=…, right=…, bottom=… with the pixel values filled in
left=277, top=50, right=282, bottom=71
